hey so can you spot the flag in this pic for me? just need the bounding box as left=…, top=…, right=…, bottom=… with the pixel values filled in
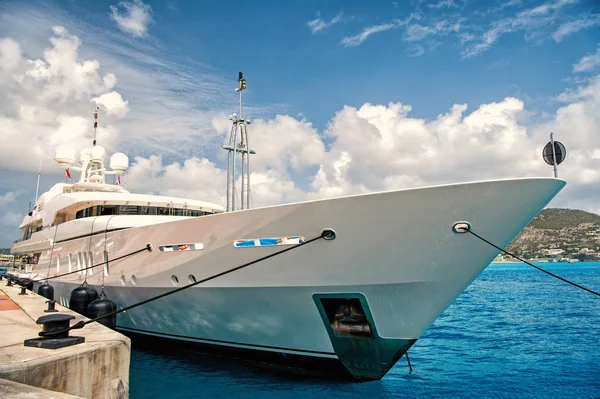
left=117, top=176, right=121, bottom=185
left=65, top=169, right=71, bottom=179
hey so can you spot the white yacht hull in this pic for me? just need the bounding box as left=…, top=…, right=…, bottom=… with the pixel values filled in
left=13, top=177, right=565, bottom=379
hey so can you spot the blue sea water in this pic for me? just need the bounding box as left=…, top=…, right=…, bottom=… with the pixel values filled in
left=129, top=262, right=600, bottom=398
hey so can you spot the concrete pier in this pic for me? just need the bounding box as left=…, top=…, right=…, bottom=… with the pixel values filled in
left=0, top=283, right=130, bottom=399
left=0, top=378, right=84, bottom=398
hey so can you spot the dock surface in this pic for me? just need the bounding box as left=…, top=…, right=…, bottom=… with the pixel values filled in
left=0, top=283, right=130, bottom=399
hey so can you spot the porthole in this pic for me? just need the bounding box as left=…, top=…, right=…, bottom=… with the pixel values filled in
left=171, top=275, right=179, bottom=286
left=120, top=275, right=127, bottom=285
left=188, top=274, right=197, bottom=284
left=131, top=275, right=137, bottom=285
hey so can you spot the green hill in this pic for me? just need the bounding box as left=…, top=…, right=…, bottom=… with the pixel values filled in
left=528, top=208, right=600, bottom=229
left=505, top=208, right=600, bottom=261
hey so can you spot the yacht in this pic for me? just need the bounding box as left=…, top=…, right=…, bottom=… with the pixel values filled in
left=9, top=83, right=566, bottom=380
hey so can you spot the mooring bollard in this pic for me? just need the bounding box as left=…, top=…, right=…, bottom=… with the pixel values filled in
left=45, top=300, right=58, bottom=313
left=24, top=314, right=85, bottom=349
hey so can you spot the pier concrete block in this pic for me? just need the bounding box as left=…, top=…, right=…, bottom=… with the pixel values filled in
left=0, top=286, right=130, bottom=399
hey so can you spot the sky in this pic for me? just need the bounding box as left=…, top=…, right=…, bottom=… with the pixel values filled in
left=0, top=0, right=599, bottom=246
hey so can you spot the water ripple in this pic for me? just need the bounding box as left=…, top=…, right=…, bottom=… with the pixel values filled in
left=130, top=262, right=600, bottom=398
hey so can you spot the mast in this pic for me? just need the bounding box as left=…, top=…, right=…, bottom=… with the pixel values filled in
left=34, top=154, right=42, bottom=205
left=222, top=72, right=255, bottom=212
left=93, top=106, right=99, bottom=147
left=550, top=132, right=558, bottom=178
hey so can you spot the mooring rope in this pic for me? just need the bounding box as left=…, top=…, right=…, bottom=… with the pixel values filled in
left=456, top=225, right=600, bottom=298
left=39, top=230, right=334, bottom=337
left=33, top=244, right=152, bottom=283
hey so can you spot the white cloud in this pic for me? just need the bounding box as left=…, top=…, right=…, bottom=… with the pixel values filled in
left=341, top=22, right=399, bottom=47
left=462, top=0, right=578, bottom=58
left=211, top=113, right=326, bottom=174
left=0, top=38, right=21, bottom=71
left=126, top=155, right=305, bottom=207
left=0, top=191, right=18, bottom=204
left=403, top=20, right=462, bottom=42
left=428, top=0, right=458, bottom=9
left=0, top=192, right=22, bottom=235
left=126, top=155, right=226, bottom=204
left=133, top=73, right=600, bottom=214
left=573, top=47, right=600, bottom=73
left=2, top=2, right=600, bottom=247
left=0, top=3, right=260, bottom=169
left=91, top=91, right=130, bottom=117
left=406, top=45, right=425, bottom=57
left=487, top=0, right=523, bottom=13
left=553, top=14, right=600, bottom=42
left=109, top=0, right=153, bottom=38
left=307, top=12, right=344, bottom=34
left=0, top=211, right=23, bottom=228
left=0, top=26, right=127, bottom=173
left=341, top=14, right=419, bottom=47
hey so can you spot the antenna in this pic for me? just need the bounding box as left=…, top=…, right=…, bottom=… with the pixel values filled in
left=93, top=106, right=99, bottom=146
left=222, top=72, right=255, bottom=212
left=34, top=153, right=43, bottom=205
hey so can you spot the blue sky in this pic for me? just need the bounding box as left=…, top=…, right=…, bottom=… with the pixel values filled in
left=0, top=0, right=599, bottom=246
left=9, top=0, right=598, bottom=129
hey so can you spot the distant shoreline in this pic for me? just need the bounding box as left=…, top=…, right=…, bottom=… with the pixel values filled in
left=489, top=260, right=599, bottom=265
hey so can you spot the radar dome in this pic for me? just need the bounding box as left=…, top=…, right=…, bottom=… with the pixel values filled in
left=54, top=145, right=75, bottom=169
left=110, top=153, right=129, bottom=174
left=80, top=148, right=92, bottom=164
left=90, top=146, right=106, bottom=162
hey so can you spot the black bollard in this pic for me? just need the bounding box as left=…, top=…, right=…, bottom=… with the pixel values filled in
left=45, top=300, right=58, bottom=313
left=24, top=314, right=85, bottom=349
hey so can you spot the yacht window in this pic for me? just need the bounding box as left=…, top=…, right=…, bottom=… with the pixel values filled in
left=118, top=205, right=139, bottom=215
left=100, top=206, right=117, bottom=216
left=141, top=206, right=157, bottom=215
left=71, top=205, right=213, bottom=219
left=83, top=207, right=98, bottom=217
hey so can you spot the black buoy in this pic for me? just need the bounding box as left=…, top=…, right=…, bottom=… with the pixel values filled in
left=87, top=295, right=118, bottom=329
left=38, top=283, right=55, bottom=301
left=69, top=284, right=99, bottom=317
